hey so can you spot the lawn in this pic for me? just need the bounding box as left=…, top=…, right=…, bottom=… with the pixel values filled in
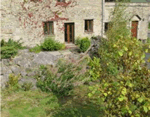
left=1, top=90, right=59, bottom=117
left=1, top=85, right=103, bottom=117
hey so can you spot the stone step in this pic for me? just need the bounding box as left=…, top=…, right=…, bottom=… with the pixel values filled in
left=65, top=43, right=78, bottom=49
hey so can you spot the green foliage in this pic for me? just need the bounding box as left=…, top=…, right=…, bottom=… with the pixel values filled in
left=0, top=39, right=5, bottom=46
left=1, top=46, right=18, bottom=59
left=21, top=82, right=33, bottom=91
left=148, top=22, right=150, bottom=29
left=29, top=44, right=42, bottom=53
left=88, top=67, right=150, bottom=116
left=88, top=2, right=150, bottom=116
left=29, top=38, right=65, bottom=53
left=1, top=39, right=24, bottom=49
left=88, top=57, right=101, bottom=81
left=53, top=106, right=101, bottom=117
left=147, top=38, right=150, bottom=44
left=41, top=38, right=65, bottom=51
left=79, top=37, right=91, bottom=52
left=36, top=59, right=88, bottom=96
left=75, top=37, right=81, bottom=46
left=5, top=74, right=21, bottom=92
left=1, top=39, right=24, bottom=59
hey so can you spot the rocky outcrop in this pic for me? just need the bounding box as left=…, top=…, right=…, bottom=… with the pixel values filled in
left=1, top=49, right=81, bottom=89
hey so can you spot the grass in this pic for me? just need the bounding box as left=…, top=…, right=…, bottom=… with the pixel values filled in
left=1, top=85, right=103, bottom=117
left=1, top=90, right=59, bottom=117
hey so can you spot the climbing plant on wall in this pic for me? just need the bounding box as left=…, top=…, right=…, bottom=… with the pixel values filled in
left=1, top=0, right=77, bottom=39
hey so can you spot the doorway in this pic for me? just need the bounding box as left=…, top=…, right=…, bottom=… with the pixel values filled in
left=65, top=23, right=74, bottom=43
left=131, top=21, right=138, bottom=38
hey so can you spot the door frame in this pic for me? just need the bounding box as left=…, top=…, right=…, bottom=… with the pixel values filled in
left=130, top=15, right=141, bottom=39
left=64, top=23, right=75, bottom=43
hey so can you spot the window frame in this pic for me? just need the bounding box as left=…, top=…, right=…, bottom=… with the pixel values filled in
left=57, top=0, right=65, bottom=2
left=105, top=0, right=130, bottom=2
left=105, top=22, right=109, bottom=33
left=105, top=0, right=115, bottom=2
left=84, top=19, right=93, bottom=33
left=43, top=21, right=54, bottom=35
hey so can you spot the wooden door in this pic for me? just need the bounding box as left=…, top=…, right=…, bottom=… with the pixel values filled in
left=131, top=21, right=138, bottom=38
left=65, top=23, right=74, bottom=43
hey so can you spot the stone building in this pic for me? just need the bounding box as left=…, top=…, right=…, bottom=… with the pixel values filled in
left=1, top=0, right=150, bottom=47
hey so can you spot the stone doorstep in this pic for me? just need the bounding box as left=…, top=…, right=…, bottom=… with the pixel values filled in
left=59, top=50, right=72, bottom=56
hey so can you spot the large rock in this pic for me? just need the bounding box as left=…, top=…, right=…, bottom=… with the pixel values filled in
left=1, top=48, right=81, bottom=89
left=33, top=52, right=56, bottom=65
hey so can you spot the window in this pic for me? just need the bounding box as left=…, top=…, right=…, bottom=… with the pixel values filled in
left=43, top=21, right=54, bottom=35
left=57, top=0, right=65, bottom=2
left=105, top=22, right=109, bottom=33
left=30, top=0, right=39, bottom=2
left=105, top=0, right=115, bottom=2
left=85, top=20, right=93, bottom=32
left=105, top=0, right=130, bottom=2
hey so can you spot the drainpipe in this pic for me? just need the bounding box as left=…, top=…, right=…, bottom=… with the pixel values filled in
left=101, top=0, right=104, bottom=38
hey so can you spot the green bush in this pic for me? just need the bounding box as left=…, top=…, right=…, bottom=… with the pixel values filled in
left=1, top=39, right=24, bottom=59
left=88, top=57, right=101, bottom=81
left=36, top=59, right=88, bottom=96
left=147, top=38, right=150, bottom=44
left=21, top=82, right=33, bottom=91
left=79, top=37, right=91, bottom=52
left=29, top=44, right=42, bottom=53
left=75, top=37, right=81, bottom=46
left=1, top=39, right=24, bottom=49
left=1, top=46, right=18, bottom=59
left=5, top=74, right=21, bottom=92
left=88, top=2, right=150, bottom=116
left=41, top=38, right=65, bottom=51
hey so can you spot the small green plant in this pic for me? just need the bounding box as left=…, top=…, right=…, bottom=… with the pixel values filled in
left=41, top=38, right=65, bottom=51
left=1, top=46, right=18, bottom=59
left=79, top=37, right=91, bottom=52
left=5, top=74, right=21, bottom=92
left=0, top=39, right=5, bottom=46
left=147, top=38, right=150, bottom=44
left=1, top=39, right=25, bottom=59
left=75, top=37, right=81, bottom=46
left=148, top=22, right=150, bottom=29
left=21, top=82, right=33, bottom=91
left=29, top=44, right=42, bottom=53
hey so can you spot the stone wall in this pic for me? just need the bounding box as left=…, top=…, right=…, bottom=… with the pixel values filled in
left=0, top=49, right=81, bottom=89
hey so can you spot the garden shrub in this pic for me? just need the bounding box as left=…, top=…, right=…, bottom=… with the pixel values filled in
left=88, top=67, right=150, bottom=116
left=75, top=37, right=81, bottom=46
left=79, top=37, right=91, bottom=52
left=21, top=82, right=33, bottom=91
left=5, top=74, right=21, bottom=92
left=88, top=2, right=150, bottom=116
left=29, top=44, right=42, bottom=53
left=41, top=38, right=65, bottom=51
left=88, top=57, right=101, bottom=81
left=36, top=59, right=88, bottom=96
left=1, top=39, right=24, bottom=59
left=1, top=46, right=18, bottom=59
